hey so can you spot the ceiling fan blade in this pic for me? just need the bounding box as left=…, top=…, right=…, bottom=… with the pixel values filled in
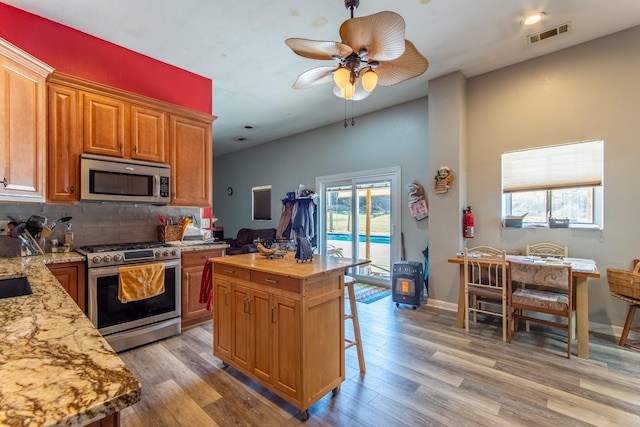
left=285, top=38, right=353, bottom=60
left=374, top=40, right=428, bottom=86
left=339, top=11, right=406, bottom=62
left=292, top=66, right=337, bottom=89
left=332, top=79, right=373, bottom=101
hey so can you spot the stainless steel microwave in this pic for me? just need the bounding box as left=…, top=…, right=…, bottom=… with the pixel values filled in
left=80, top=154, right=171, bottom=204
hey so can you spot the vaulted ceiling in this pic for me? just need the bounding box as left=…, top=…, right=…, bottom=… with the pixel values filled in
left=4, top=0, right=640, bottom=156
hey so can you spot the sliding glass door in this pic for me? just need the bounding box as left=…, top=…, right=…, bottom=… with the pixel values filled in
left=316, top=167, right=401, bottom=287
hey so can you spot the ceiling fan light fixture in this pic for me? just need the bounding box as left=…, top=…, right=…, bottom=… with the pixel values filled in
left=361, top=69, right=378, bottom=91
left=285, top=1, right=428, bottom=110
left=334, top=66, right=351, bottom=88
left=341, top=83, right=355, bottom=100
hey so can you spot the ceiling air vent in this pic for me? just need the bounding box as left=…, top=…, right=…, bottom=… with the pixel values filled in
left=527, top=22, right=571, bottom=45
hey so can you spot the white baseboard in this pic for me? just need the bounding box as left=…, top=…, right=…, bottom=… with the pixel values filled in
left=425, top=298, right=628, bottom=340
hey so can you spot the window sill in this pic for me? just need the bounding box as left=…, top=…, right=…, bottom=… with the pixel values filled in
left=502, top=223, right=602, bottom=230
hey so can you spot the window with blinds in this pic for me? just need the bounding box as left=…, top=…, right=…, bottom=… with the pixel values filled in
left=501, top=140, right=603, bottom=228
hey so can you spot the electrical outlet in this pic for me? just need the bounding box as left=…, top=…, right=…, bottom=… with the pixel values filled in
left=0, top=220, right=10, bottom=235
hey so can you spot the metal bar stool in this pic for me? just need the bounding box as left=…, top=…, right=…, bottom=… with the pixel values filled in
left=344, top=275, right=366, bottom=373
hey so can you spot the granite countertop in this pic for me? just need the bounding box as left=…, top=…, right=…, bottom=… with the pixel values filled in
left=168, top=241, right=229, bottom=253
left=0, top=256, right=141, bottom=426
left=39, top=251, right=86, bottom=264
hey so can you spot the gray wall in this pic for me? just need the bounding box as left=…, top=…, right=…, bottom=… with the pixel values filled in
left=213, top=98, right=430, bottom=265
left=465, top=25, right=640, bottom=328
left=427, top=25, right=640, bottom=332
left=215, top=25, right=640, bottom=333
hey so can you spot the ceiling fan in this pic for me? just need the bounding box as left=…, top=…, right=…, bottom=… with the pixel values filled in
left=285, top=0, right=428, bottom=101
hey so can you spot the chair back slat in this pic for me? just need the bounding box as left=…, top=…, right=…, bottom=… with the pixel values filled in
left=525, top=243, right=569, bottom=258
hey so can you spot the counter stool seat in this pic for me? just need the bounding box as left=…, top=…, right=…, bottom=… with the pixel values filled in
left=344, top=275, right=365, bottom=373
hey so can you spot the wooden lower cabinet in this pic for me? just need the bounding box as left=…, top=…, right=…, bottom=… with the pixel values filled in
left=86, top=412, right=119, bottom=427
left=47, top=261, right=86, bottom=312
left=180, top=248, right=225, bottom=329
left=212, top=256, right=348, bottom=420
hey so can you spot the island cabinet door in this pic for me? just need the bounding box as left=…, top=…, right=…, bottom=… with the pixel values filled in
left=213, top=278, right=232, bottom=359
left=271, top=294, right=301, bottom=399
left=231, top=284, right=253, bottom=371
left=251, top=289, right=272, bottom=383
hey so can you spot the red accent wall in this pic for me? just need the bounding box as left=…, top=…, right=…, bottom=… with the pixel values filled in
left=0, top=3, right=212, bottom=114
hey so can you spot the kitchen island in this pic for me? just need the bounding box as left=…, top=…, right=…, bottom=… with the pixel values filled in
left=0, top=255, right=141, bottom=426
left=211, top=252, right=368, bottom=420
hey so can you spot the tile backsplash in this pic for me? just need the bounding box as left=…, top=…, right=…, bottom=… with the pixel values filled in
left=0, top=203, right=200, bottom=258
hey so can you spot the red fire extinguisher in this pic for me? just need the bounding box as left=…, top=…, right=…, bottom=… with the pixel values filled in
left=463, top=206, right=475, bottom=239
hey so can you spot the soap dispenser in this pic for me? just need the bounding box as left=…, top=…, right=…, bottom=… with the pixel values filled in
left=64, top=222, right=74, bottom=249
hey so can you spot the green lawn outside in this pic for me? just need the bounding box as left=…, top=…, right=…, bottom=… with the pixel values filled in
left=326, top=212, right=390, bottom=235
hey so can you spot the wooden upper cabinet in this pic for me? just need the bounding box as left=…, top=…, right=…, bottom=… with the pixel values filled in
left=82, top=91, right=128, bottom=158
left=45, top=71, right=214, bottom=206
left=130, top=105, right=167, bottom=163
left=47, top=83, right=81, bottom=202
left=0, top=38, right=53, bottom=203
left=169, top=114, right=213, bottom=207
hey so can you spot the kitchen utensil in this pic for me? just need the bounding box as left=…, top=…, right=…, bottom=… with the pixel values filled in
left=44, top=216, right=72, bottom=231
left=9, top=222, right=26, bottom=238
left=20, top=229, right=44, bottom=255
left=26, top=215, right=46, bottom=237
left=181, top=218, right=192, bottom=240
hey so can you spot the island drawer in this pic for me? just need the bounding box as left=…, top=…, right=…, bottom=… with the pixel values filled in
left=182, top=249, right=224, bottom=267
left=251, top=271, right=300, bottom=293
left=213, top=264, right=250, bottom=281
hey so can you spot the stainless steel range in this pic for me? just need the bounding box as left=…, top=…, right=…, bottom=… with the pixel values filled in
left=78, top=241, right=181, bottom=352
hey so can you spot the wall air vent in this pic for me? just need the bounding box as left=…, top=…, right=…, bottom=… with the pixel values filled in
left=527, top=22, right=571, bottom=45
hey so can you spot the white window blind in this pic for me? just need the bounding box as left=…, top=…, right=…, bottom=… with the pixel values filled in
left=502, top=140, right=603, bottom=193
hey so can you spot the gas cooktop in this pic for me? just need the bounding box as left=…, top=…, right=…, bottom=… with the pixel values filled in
left=77, top=241, right=179, bottom=268
left=79, top=241, right=171, bottom=253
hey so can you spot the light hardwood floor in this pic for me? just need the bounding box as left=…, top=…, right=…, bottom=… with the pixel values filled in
left=119, top=296, right=640, bottom=426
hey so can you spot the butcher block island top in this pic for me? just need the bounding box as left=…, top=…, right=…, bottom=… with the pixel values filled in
left=211, top=252, right=369, bottom=279
left=0, top=256, right=141, bottom=427
left=211, top=253, right=368, bottom=420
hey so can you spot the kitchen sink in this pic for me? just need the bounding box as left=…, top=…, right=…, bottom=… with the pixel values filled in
left=0, top=277, right=33, bottom=299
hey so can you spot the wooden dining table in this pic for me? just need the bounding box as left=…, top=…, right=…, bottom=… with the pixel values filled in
left=448, top=256, right=601, bottom=359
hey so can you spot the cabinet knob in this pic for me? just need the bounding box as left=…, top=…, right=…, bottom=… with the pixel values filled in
left=1, top=177, right=7, bottom=187
left=70, top=186, right=75, bottom=194
left=134, top=145, right=138, bottom=153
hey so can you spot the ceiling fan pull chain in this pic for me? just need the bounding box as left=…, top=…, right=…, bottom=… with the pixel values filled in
left=344, top=98, right=349, bottom=127
left=351, top=100, right=355, bottom=126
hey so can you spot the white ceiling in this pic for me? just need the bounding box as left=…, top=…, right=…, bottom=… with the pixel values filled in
left=5, top=0, right=640, bottom=156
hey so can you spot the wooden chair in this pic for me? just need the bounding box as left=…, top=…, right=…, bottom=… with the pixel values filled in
left=523, top=243, right=569, bottom=331
left=464, top=246, right=510, bottom=342
left=509, top=261, right=573, bottom=358
left=344, top=275, right=365, bottom=373
left=525, top=243, right=569, bottom=258
left=606, top=261, right=640, bottom=351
